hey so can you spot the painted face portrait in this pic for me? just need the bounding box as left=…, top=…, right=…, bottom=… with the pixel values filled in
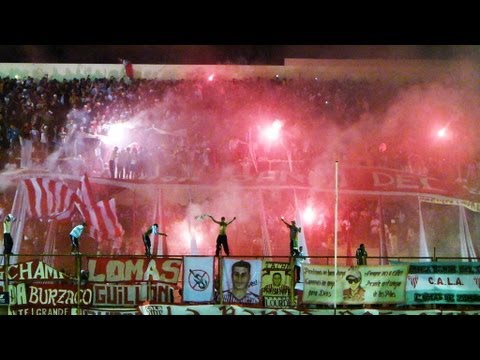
left=272, top=273, right=282, bottom=286
left=232, top=264, right=251, bottom=292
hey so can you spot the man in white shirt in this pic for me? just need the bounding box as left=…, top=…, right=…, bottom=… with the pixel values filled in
left=70, top=222, right=87, bottom=254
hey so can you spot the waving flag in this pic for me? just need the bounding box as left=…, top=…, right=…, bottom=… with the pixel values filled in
left=195, top=213, right=210, bottom=221
left=76, top=174, right=124, bottom=242
left=23, top=178, right=79, bottom=220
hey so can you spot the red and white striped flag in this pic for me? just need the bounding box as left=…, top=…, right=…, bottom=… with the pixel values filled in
left=23, top=178, right=80, bottom=220
left=23, top=174, right=124, bottom=242
left=76, top=198, right=124, bottom=241
left=76, top=174, right=124, bottom=242
left=77, top=173, right=94, bottom=208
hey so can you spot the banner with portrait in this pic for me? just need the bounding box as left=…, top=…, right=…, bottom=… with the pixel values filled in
left=303, top=264, right=409, bottom=305
left=261, top=261, right=293, bottom=308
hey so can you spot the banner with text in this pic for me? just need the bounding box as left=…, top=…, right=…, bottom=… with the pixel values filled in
left=138, top=304, right=480, bottom=316
left=91, top=282, right=174, bottom=306
left=81, top=308, right=140, bottom=315
left=403, top=262, right=480, bottom=305
left=0, top=260, right=70, bottom=282
left=87, top=257, right=182, bottom=284
left=5, top=283, right=92, bottom=315
left=303, top=264, right=409, bottom=305
left=261, top=261, right=293, bottom=308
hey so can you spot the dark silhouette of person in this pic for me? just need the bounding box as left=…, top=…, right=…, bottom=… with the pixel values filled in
left=209, top=215, right=236, bottom=256
left=281, top=217, right=301, bottom=255
left=356, top=243, right=368, bottom=265
left=143, top=223, right=167, bottom=257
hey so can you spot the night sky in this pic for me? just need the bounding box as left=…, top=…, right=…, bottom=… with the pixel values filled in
left=0, top=45, right=479, bottom=65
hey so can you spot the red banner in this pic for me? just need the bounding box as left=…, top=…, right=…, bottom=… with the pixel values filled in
left=0, top=260, right=71, bottom=281
left=87, top=257, right=182, bottom=284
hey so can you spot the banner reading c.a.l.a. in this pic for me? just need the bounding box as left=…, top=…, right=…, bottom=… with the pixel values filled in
left=182, top=256, right=214, bottom=302
left=404, top=262, right=480, bottom=305
left=303, top=264, right=409, bottom=305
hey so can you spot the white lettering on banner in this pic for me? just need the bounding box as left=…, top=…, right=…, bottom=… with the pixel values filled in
left=0, top=261, right=66, bottom=281
left=106, top=261, right=125, bottom=282
left=144, top=261, right=161, bottom=281
left=26, top=287, right=92, bottom=306
left=264, top=296, right=291, bottom=308
left=8, top=283, right=27, bottom=305
left=92, top=283, right=172, bottom=306
left=396, top=174, right=420, bottom=189
left=372, top=172, right=444, bottom=193
left=89, top=260, right=105, bottom=282
left=9, top=307, right=73, bottom=315
left=373, top=172, right=394, bottom=187
left=125, top=260, right=144, bottom=281
left=161, top=260, right=181, bottom=283
left=19, top=261, right=33, bottom=280
left=88, top=258, right=181, bottom=283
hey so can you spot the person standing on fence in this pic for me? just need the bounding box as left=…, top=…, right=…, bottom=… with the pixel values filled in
left=209, top=215, right=236, bottom=256
left=280, top=217, right=301, bottom=255
left=143, top=223, right=168, bottom=257
left=356, top=243, right=368, bottom=265
left=294, top=246, right=306, bottom=283
left=3, top=213, right=17, bottom=255
left=70, top=222, right=87, bottom=255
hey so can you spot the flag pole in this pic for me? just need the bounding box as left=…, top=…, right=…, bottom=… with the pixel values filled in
left=334, top=160, right=339, bottom=315
left=133, top=189, right=136, bottom=257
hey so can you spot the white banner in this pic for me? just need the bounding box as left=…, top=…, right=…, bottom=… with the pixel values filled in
left=221, top=259, right=262, bottom=305
left=138, top=304, right=480, bottom=316
left=406, top=273, right=480, bottom=292
left=81, top=308, right=139, bottom=315
left=139, top=304, right=301, bottom=315
left=183, top=256, right=214, bottom=303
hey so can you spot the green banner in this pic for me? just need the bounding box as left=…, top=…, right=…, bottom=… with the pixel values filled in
left=402, top=262, right=480, bottom=305
left=303, top=264, right=409, bottom=305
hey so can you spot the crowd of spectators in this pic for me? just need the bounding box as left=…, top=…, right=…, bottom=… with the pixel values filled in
left=1, top=73, right=478, bottom=185
left=1, top=72, right=479, bottom=259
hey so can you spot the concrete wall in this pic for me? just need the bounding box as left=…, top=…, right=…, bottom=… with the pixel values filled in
left=0, top=59, right=477, bottom=83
